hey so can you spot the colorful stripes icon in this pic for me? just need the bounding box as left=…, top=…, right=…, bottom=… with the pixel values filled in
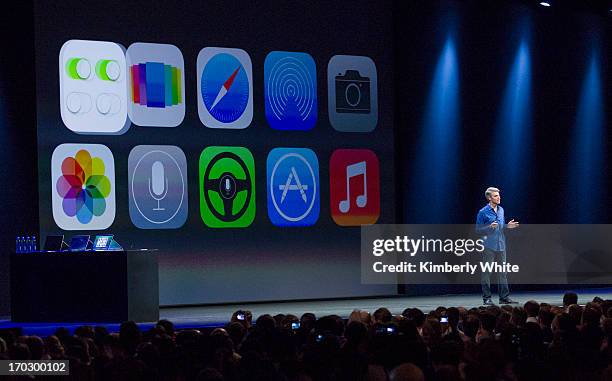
left=130, top=62, right=182, bottom=108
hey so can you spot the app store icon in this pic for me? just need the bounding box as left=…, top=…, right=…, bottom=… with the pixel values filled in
left=267, top=148, right=319, bottom=226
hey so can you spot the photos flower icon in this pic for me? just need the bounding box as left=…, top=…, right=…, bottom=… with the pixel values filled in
left=56, top=149, right=111, bottom=224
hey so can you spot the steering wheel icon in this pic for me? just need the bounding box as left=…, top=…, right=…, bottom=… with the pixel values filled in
left=203, top=152, right=252, bottom=222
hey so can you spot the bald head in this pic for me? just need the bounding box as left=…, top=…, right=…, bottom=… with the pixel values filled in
left=390, top=363, right=425, bottom=381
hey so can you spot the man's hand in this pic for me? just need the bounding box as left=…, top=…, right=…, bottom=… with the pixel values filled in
left=507, top=219, right=519, bottom=229
left=490, top=221, right=499, bottom=229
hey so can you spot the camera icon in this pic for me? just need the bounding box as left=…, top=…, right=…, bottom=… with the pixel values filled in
left=327, top=55, right=378, bottom=132
left=335, top=70, right=371, bottom=114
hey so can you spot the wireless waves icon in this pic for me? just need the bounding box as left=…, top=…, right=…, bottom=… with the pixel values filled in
left=264, top=51, right=317, bottom=130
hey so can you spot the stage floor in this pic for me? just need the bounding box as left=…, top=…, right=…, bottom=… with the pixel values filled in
left=2, top=287, right=611, bottom=337
left=161, top=287, right=612, bottom=325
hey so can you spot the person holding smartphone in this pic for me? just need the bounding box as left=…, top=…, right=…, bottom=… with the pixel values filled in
left=476, top=187, right=519, bottom=306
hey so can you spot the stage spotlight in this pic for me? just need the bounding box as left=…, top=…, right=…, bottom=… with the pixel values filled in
left=568, top=50, right=604, bottom=223
left=408, top=36, right=460, bottom=222
left=539, top=2, right=551, bottom=6
left=489, top=38, right=532, bottom=214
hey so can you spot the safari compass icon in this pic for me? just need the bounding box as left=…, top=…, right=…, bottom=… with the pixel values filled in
left=199, top=146, right=255, bottom=227
left=197, top=47, right=253, bottom=129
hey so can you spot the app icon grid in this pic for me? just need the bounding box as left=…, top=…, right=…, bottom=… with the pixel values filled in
left=55, top=41, right=383, bottom=230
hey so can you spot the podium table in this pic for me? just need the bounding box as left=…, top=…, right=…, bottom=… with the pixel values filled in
left=10, top=250, right=158, bottom=322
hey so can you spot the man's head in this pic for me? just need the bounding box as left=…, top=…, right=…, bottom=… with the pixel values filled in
left=389, top=363, right=425, bottom=381
left=563, top=292, right=578, bottom=307
left=524, top=300, right=540, bottom=318
left=485, top=187, right=500, bottom=205
left=479, top=312, right=497, bottom=334
left=373, top=307, right=392, bottom=324
left=402, top=308, right=426, bottom=328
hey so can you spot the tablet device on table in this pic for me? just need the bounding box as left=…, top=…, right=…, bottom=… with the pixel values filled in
left=43, top=235, right=65, bottom=251
left=69, top=235, right=91, bottom=251
left=93, top=235, right=114, bottom=251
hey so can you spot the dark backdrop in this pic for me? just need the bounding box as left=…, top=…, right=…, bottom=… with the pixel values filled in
left=1, top=0, right=610, bottom=315
left=397, top=0, right=610, bottom=225
left=0, top=2, right=37, bottom=316
left=395, top=0, right=610, bottom=295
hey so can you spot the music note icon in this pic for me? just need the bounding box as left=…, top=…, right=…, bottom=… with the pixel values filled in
left=330, top=149, right=380, bottom=226
left=339, top=161, right=367, bottom=213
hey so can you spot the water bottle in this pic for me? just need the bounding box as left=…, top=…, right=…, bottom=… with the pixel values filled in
left=26, top=236, right=31, bottom=253
left=32, top=236, right=37, bottom=252
left=18, top=236, right=23, bottom=253
left=15, top=236, right=19, bottom=253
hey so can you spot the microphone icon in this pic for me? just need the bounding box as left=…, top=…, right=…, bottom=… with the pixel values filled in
left=148, top=160, right=169, bottom=211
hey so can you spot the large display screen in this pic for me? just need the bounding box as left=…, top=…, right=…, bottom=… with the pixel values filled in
left=35, top=0, right=396, bottom=304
